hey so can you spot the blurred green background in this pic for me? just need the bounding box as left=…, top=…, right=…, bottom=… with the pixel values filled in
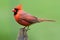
left=0, top=0, right=60, bottom=40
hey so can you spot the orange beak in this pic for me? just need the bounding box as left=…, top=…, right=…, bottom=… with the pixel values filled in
left=12, top=9, right=16, bottom=12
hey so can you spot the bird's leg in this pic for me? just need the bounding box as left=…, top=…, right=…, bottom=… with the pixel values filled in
left=26, top=26, right=30, bottom=31
left=23, top=27, right=26, bottom=31
left=23, top=26, right=26, bottom=32
left=23, top=26, right=30, bottom=31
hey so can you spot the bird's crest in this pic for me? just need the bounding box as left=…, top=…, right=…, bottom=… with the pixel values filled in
left=16, top=4, right=22, bottom=10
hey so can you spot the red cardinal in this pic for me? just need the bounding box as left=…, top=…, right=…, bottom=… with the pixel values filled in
left=12, top=4, right=55, bottom=29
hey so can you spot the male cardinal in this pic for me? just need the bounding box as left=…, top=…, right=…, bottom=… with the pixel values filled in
left=12, top=4, right=55, bottom=30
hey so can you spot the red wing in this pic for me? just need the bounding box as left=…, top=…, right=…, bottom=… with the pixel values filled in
left=20, top=13, right=39, bottom=24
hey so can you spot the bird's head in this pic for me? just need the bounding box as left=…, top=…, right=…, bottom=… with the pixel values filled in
left=12, top=4, right=22, bottom=13
left=12, top=4, right=22, bottom=15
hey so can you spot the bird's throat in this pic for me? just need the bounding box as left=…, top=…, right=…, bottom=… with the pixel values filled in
left=14, top=12, right=17, bottom=15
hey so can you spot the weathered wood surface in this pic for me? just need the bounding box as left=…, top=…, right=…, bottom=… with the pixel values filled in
left=16, top=28, right=28, bottom=40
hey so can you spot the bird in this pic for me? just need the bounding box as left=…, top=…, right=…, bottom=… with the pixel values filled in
left=12, top=4, right=55, bottom=30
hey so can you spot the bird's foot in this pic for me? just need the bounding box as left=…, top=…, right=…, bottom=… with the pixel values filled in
left=22, top=26, right=30, bottom=31
left=26, top=27, right=30, bottom=31
left=26, top=29, right=30, bottom=31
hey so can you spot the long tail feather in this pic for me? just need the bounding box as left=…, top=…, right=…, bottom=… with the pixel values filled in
left=38, top=18, right=56, bottom=22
